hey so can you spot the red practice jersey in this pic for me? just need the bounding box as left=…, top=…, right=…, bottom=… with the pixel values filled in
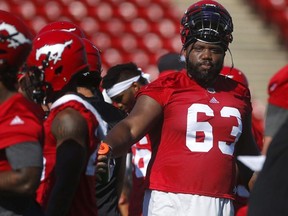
left=137, top=71, right=252, bottom=200
left=0, top=93, right=43, bottom=171
left=129, top=135, right=152, bottom=216
left=36, top=94, right=104, bottom=216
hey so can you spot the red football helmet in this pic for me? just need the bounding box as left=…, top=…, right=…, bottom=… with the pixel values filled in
left=180, top=0, right=233, bottom=50
left=221, top=66, right=249, bottom=87
left=26, top=30, right=89, bottom=92
left=38, top=21, right=86, bottom=38
left=82, top=38, right=102, bottom=73
left=73, top=38, right=102, bottom=89
left=0, top=10, right=33, bottom=71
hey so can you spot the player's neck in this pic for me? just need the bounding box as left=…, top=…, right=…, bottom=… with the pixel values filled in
left=0, top=86, right=16, bottom=104
left=77, top=87, right=94, bottom=97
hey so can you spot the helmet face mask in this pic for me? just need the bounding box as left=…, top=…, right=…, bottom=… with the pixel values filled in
left=180, top=0, right=233, bottom=50
left=20, top=65, right=48, bottom=104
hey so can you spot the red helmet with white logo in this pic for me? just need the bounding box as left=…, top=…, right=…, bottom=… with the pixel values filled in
left=221, top=66, right=249, bottom=87
left=38, top=21, right=86, bottom=38
left=0, top=10, right=33, bottom=71
left=180, top=0, right=233, bottom=50
left=26, top=30, right=88, bottom=92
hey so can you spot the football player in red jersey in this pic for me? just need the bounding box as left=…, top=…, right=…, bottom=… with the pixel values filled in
left=245, top=64, right=288, bottom=216
left=99, top=1, right=260, bottom=215
left=262, top=64, right=288, bottom=155
left=36, top=20, right=128, bottom=216
left=0, top=10, right=44, bottom=216
left=26, top=30, right=101, bottom=216
left=247, top=64, right=288, bottom=215
left=101, top=62, right=152, bottom=216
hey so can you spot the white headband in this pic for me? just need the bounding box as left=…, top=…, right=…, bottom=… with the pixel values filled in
left=106, top=75, right=140, bottom=98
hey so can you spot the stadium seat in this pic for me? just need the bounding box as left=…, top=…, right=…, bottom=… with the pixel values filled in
left=129, top=18, right=151, bottom=36
left=79, top=17, right=99, bottom=36
left=67, top=1, right=88, bottom=21
left=116, top=2, right=138, bottom=21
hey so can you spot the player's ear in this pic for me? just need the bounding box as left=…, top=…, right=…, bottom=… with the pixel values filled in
left=131, top=82, right=141, bottom=92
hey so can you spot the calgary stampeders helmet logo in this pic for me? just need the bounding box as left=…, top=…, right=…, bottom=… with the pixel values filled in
left=0, top=22, right=31, bottom=49
left=27, top=30, right=89, bottom=92
left=0, top=10, right=33, bottom=70
left=36, top=39, right=73, bottom=64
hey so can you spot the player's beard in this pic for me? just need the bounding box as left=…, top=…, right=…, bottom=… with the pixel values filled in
left=186, top=58, right=223, bottom=88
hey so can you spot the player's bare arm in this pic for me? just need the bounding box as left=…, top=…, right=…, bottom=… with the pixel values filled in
left=235, top=114, right=260, bottom=156
left=0, top=142, right=42, bottom=196
left=0, top=167, right=42, bottom=196
left=46, top=108, right=88, bottom=216
left=52, top=108, right=89, bottom=148
left=104, top=95, right=162, bottom=158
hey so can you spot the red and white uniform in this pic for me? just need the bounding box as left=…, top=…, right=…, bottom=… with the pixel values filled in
left=0, top=93, right=43, bottom=171
left=137, top=71, right=252, bottom=199
left=36, top=94, right=104, bottom=216
left=129, top=135, right=152, bottom=216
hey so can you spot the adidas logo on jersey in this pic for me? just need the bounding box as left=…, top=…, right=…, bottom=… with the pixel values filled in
left=10, top=115, right=24, bottom=125
left=209, top=97, right=219, bottom=104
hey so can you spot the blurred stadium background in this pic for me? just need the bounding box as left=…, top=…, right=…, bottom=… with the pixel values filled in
left=0, top=0, right=287, bottom=105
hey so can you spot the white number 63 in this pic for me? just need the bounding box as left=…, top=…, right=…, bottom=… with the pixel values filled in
left=186, top=103, right=242, bottom=156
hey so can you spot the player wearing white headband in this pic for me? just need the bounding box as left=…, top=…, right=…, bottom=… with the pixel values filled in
left=102, top=63, right=149, bottom=113
left=101, top=62, right=152, bottom=216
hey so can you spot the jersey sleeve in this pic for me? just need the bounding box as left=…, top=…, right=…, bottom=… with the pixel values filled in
left=6, top=142, right=43, bottom=169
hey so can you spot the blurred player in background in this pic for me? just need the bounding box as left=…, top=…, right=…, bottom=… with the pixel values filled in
left=0, top=10, right=44, bottom=216
left=156, top=52, right=186, bottom=77
left=247, top=64, right=288, bottom=216
left=261, top=64, right=288, bottom=155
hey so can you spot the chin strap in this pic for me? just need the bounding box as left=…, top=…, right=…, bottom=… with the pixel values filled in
left=226, top=47, right=234, bottom=72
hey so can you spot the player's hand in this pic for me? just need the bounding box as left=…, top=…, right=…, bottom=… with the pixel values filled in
left=95, top=154, right=108, bottom=182
left=248, top=171, right=259, bottom=191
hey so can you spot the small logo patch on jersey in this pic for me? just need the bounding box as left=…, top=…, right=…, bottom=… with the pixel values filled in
left=10, top=115, right=24, bottom=125
left=209, top=97, right=219, bottom=104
